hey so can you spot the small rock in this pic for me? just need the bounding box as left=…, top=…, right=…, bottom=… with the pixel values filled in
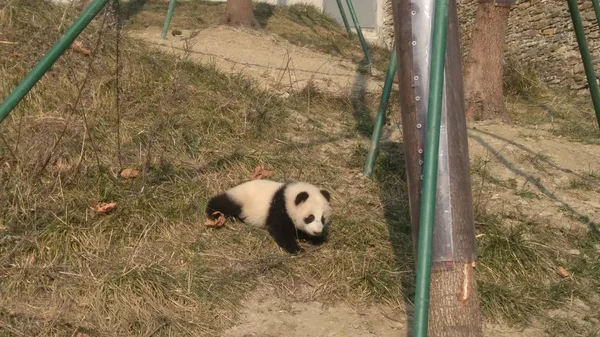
left=567, top=249, right=581, bottom=256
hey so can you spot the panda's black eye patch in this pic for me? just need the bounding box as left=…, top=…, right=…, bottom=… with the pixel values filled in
left=304, top=215, right=315, bottom=224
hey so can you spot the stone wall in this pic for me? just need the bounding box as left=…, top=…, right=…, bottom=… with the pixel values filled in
left=383, top=0, right=600, bottom=92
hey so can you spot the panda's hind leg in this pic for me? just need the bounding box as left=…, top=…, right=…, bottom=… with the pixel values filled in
left=206, top=193, right=242, bottom=221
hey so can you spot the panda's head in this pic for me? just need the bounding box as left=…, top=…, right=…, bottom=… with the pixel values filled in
left=285, top=182, right=332, bottom=237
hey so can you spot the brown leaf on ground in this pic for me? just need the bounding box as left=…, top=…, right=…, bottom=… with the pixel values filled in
left=204, top=211, right=226, bottom=227
left=120, top=168, right=140, bottom=179
left=557, top=266, right=570, bottom=278
left=251, top=165, right=273, bottom=180
left=71, top=40, right=91, bottom=56
left=90, top=202, right=118, bottom=214
left=55, top=158, right=72, bottom=172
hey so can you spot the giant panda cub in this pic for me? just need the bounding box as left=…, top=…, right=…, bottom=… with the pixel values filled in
left=205, top=179, right=331, bottom=254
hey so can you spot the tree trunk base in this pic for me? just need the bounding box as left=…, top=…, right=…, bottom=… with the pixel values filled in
left=464, top=3, right=511, bottom=122
left=222, top=0, right=260, bottom=29
left=427, top=263, right=483, bottom=337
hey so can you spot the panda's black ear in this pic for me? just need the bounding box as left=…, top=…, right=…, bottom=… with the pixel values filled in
left=320, top=190, right=331, bottom=202
left=295, top=191, right=309, bottom=205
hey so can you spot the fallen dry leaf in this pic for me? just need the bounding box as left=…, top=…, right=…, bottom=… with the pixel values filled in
left=71, top=40, right=91, bottom=56
left=557, top=267, right=570, bottom=278
left=90, top=202, right=118, bottom=214
left=204, top=211, right=226, bottom=227
left=120, top=168, right=140, bottom=179
left=55, top=158, right=72, bottom=172
left=251, top=165, right=273, bottom=180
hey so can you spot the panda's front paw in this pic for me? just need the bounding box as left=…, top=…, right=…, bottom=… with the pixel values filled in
left=286, top=245, right=305, bottom=254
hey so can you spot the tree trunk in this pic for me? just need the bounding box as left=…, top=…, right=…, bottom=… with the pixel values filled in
left=428, top=263, right=483, bottom=336
left=463, top=2, right=512, bottom=121
left=391, top=0, right=483, bottom=335
left=222, top=0, right=259, bottom=29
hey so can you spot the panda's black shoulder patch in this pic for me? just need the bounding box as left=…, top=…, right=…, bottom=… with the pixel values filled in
left=266, top=185, right=302, bottom=254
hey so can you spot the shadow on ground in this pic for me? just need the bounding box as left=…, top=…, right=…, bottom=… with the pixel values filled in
left=468, top=129, right=600, bottom=239
left=350, top=67, right=415, bottom=336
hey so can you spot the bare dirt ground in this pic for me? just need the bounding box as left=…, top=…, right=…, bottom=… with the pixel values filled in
left=129, top=26, right=383, bottom=96
left=130, top=25, right=598, bottom=337
left=220, top=286, right=549, bottom=337
left=467, top=123, right=600, bottom=233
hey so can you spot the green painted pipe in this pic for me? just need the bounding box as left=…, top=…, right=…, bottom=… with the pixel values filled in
left=334, top=0, right=353, bottom=39
left=412, top=0, right=449, bottom=335
left=161, top=0, right=177, bottom=40
left=364, top=46, right=397, bottom=178
left=592, top=0, right=600, bottom=28
left=567, top=0, right=600, bottom=130
left=344, top=0, right=372, bottom=66
left=0, top=0, right=110, bottom=124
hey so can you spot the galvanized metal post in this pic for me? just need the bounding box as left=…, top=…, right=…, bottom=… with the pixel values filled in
left=334, top=0, right=354, bottom=39
left=161, top=0, right=177, bottom=40
left=567, top=0, right=600, bottom=130
left=344, top=0, right=372, bottom=67
left=364, top=46, right=397, bottom=178
left=0, top=0, right=110, bottom=124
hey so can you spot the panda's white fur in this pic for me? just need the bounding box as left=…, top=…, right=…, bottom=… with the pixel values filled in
left=225, top=179, right=282, bottom=227
left=206, top=179, right=332, bottom=253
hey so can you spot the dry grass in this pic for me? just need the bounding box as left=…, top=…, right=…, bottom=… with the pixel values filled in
left=503, top=58, right=600, bottom=144
left=1, top=0, right=600, bottom=336
left=0, top=1, right=405, bottom=335
left=470, top=152, right=600, bottom=331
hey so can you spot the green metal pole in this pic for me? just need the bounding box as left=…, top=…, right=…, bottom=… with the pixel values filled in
left=344, top=0, right=372, bottom=66
left=364, top=46, right=397, bottom=178
left=567, top=0, right=600, bottom=130
left=161, top=0, right=177, bottom=40
left=592, top=0, right=600, bottom=27
left=334, top=0, right=354, bottom=39
left=0, top=0, right=110, bottom=124
left=413, top=0, right=449, bottom=336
